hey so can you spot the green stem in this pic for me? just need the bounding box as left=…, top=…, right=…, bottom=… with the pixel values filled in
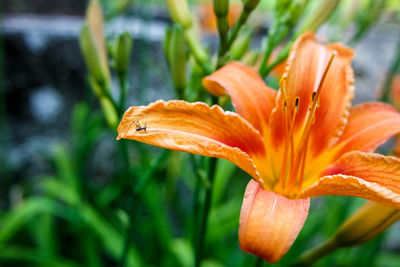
left=292, top=238, right=339, bottom=266
left=379, top=38, right=400, bottom=103
left=195, top=157, right=217, bottom=267
left=258, top=25, right=290, bottom=78
left=214, top=5, right=257, bottom=69
left=184, top=29, right=212, bottom=74
left=254, top=257, right=264, bottom=267
left=228, top=8, right=252, bottom=48
left=134, top=149, right=169, bottom=194
left=260, top=40, right=292, bottom=78
left=216, top=15, right=230, bottom=68
left=118, top=195, right=136, bottom=267
left=119, top=148, right=168, bottom=266
left=118, top=140, right=134, bottom=267
left=258, top=35, right=275, bottom=77
left=103, top=85, right=120, bottom=120
left=118, top=74, right=127, bottom=117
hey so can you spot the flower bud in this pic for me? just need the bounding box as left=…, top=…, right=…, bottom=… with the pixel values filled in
left=79, top=24, right=109, bottom=87
left=107, top=39, right=118, bottom=60
left=165, top=0, right=192, bottom=29
left=184, top=29, right=210, bottom=71
left=80, top=0, right=110, bottom=87
left=333, top=202, right=400, bottom=247
left=297, top=201, right=400, bottom=266
left=99, top=96, right=118, bottom=130
left=243, top=0, right=261, bottom=11
left=231, top=29, right=252, bottom=60
left=295, top=0, right=340, bottom=35
left=168, top=25, right=187, bottom=94
left=88, top=76, right=104, bottom=97
left=275, top=0, right=291, bottom=16
left=115, top=32, right=133, bottom=77
left=213, top=0, right=229, bottom=17
left=163, top=27, right=173, bottom=66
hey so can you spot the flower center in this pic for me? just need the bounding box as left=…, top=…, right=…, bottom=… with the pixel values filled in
left=275, top=51, right=337, bottom=198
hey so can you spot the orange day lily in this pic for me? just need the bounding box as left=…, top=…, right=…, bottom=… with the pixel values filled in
left=390, top=74, right=400, bottom=109
left=117, top=32, right=400, bottom=263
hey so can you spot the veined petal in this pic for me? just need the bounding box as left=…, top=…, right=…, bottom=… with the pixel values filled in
left=334, top=102, right=400, bottom=155
left=117, top=100, right=264, bottom=181
left=269, top=32, right=354, bottom=156
left=324, top=151, right=400, bottom=195
left=203, top=62, right=277, bottom=134
left=300, top=175, right=400, bottom=209
left=239, top=180, right=310, bottom=263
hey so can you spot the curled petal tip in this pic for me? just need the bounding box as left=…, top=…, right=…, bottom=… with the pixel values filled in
left=239, top=180, right=310, bottom=263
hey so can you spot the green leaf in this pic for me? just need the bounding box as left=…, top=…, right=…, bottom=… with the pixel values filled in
left=169, top=238, right=194, bottom=267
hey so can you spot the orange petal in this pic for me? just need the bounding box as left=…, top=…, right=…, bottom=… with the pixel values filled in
left=239, top=180, right=310, bottom=263
left=324, top=151, right=400, bottom=195
left=334, top=102, right=400, bottom=155
left=301, top=175, right=400, bottom=209
left=117, top=100, right=264, bottom=181
left=203, top=62, right=277, bottom=134
left=269, top=32, right=354, bottom=156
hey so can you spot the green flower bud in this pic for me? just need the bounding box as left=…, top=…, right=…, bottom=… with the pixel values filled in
left=334, top=202, right=400, bottom=247
left=295, top=0, right=340, bottom=35
left=184, top=29, right=209, bottom=68
left=231, top=29, right=252, bottom=60
left=168, top=25, right=187, bottom=95
left=80, top=0, right=110, bottom=87
left=79, top=24, right=109, bottom=87
left=99, top=96, right=118, bottom=130
left=163, top=27, right=173, bottom=66
left=297, top=202, right=400, bottom=266
left=88, top=75, right=104, bottom=97
left=107, top=39, right=118, bottom=61
left=243, top=0, right=261, bottom=11
left=213, top=0, right=229, bottom=17
left=275, top=0, right=291, bottom=16
left=165, top=0, right=192, bottom=29
left=115, top=32, right=133, bottom=77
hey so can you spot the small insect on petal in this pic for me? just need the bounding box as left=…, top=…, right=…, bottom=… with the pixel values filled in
left=125, top=120, right=148, bottom=135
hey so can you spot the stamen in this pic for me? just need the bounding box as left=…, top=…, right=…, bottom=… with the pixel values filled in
left=287, top=51, right=337, bottom=195
left=280, top=97, right=299, bottom=190
left=278, top=76, right=290, bottom=189
left=296, top=51, right=336, bottom=152
left=278, top=99, right=291, bottom=189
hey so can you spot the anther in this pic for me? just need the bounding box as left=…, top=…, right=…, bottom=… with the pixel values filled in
left=294, top=97, right=300, bottom=112
left=311, top=91, right=317, bottom=103
left=283, top=98, right=288, bottom=112
left=279, top=76, right=288, bottom=99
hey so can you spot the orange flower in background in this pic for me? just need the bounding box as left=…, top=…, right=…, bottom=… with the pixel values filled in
left=117, top=33, right=400, bottom=262
left=197, top=2, right=241, bottom=33
left=390, top=74, right=400, bottom=109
